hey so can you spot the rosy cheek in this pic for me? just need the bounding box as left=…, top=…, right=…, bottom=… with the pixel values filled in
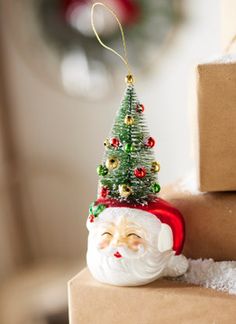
left=129, top=240, right=142, bottom=251
left=133, top=240, right=141, bottom=246
left=99, top=239, right=110, bottom=249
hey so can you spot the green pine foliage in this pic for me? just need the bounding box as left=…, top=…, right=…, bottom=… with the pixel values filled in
left=97, top=85, right=160, bottom=205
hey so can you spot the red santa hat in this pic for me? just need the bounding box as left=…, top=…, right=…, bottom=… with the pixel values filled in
left=92, top=197, right=185, bottom=255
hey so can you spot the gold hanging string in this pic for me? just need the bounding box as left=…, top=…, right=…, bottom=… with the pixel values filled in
left=224, top=34, right=236, bottom=53
left=91, top=2, right=133, bottom=83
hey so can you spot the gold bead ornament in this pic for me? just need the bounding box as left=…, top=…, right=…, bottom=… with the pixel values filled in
left=119, top=184, right=132, bottom=198
left=124, top=115, right=134, bottom=125
left=104, top=138, right=110, bottom=148
left=125, top=74, right=134, bottom=84
left=151, top=161, right=160, bottom=173
left=105, top=156, right=120, bottom=170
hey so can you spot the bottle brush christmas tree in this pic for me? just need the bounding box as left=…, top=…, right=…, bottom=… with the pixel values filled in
left=86, top=2, right=188, bottom=287
left=97, top=83, right=160, bottom=205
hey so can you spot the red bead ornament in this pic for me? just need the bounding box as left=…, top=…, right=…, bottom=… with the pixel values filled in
left=100, top=186, right=109, bottom=198
left=89, top=214, right=95, bottom=223
left=110, top=137, right=120, bottom=148
left=134, top=167, right=146, bottom=178
left=136, top=103, right=144, bottom=113
left=145, top=137, right=155, bottom=148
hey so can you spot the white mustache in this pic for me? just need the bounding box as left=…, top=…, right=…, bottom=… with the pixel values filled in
left=97, top=244, right=145, bottom=259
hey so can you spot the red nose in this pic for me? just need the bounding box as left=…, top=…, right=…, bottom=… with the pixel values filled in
left=114, top=251, right=122, bottom=258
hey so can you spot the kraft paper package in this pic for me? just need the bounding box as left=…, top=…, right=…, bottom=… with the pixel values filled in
left=68, top=268, right=236, bottom=324
left=161, top=181, right=236, bottom=261
left=197, top=55, right=236, bottom=191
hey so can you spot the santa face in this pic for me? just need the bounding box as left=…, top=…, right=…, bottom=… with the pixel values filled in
left=86, top=207, right=183, bottom=286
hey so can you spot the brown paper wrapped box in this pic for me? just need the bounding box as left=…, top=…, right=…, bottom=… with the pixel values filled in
left=161, top=182, right=236, bottom=261
left=197, top=59, right=236, bottom=191
left=68, top=268, right=236, bottom=324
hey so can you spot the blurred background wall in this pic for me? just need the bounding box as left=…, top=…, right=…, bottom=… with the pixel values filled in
left=0, top=86, right=21, bottom=278
left=0, top=0, right=220, bottom=262
left=0, top=0, right=228, bottom=323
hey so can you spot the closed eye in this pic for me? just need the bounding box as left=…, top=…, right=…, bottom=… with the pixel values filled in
left=127, top=233, right=141, bottom=238
left=102, top=232, right=112, bottom=236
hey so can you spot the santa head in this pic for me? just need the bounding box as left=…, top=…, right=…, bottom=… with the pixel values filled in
left=86, top=199, right=188, bottom=286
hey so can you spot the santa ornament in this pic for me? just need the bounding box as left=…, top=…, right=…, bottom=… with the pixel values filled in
left=87, top=2, right=188, bottom=286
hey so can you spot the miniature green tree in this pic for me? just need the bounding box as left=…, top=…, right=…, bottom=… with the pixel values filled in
left=97, top=85, right=160, bottom=205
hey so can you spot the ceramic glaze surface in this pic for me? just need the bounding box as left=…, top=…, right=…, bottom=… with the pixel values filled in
left=87, top=207, right=188, bottom=286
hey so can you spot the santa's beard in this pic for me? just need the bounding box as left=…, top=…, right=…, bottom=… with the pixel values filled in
left=86, top=240, right=174, bottom=286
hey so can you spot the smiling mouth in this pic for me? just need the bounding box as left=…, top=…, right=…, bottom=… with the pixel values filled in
left=114, top=251, right=122, bottom=258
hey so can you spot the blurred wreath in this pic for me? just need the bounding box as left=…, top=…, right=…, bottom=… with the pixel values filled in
left=4, top=0, right=182, bottom=99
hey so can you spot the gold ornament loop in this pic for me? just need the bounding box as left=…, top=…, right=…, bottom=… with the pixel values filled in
left=91, top=2, right=133, bottom=81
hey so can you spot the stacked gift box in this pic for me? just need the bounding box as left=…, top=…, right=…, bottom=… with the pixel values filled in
left=164, top=0, right=236, bottom=263
left=161, top=56, right=236, bottom=262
